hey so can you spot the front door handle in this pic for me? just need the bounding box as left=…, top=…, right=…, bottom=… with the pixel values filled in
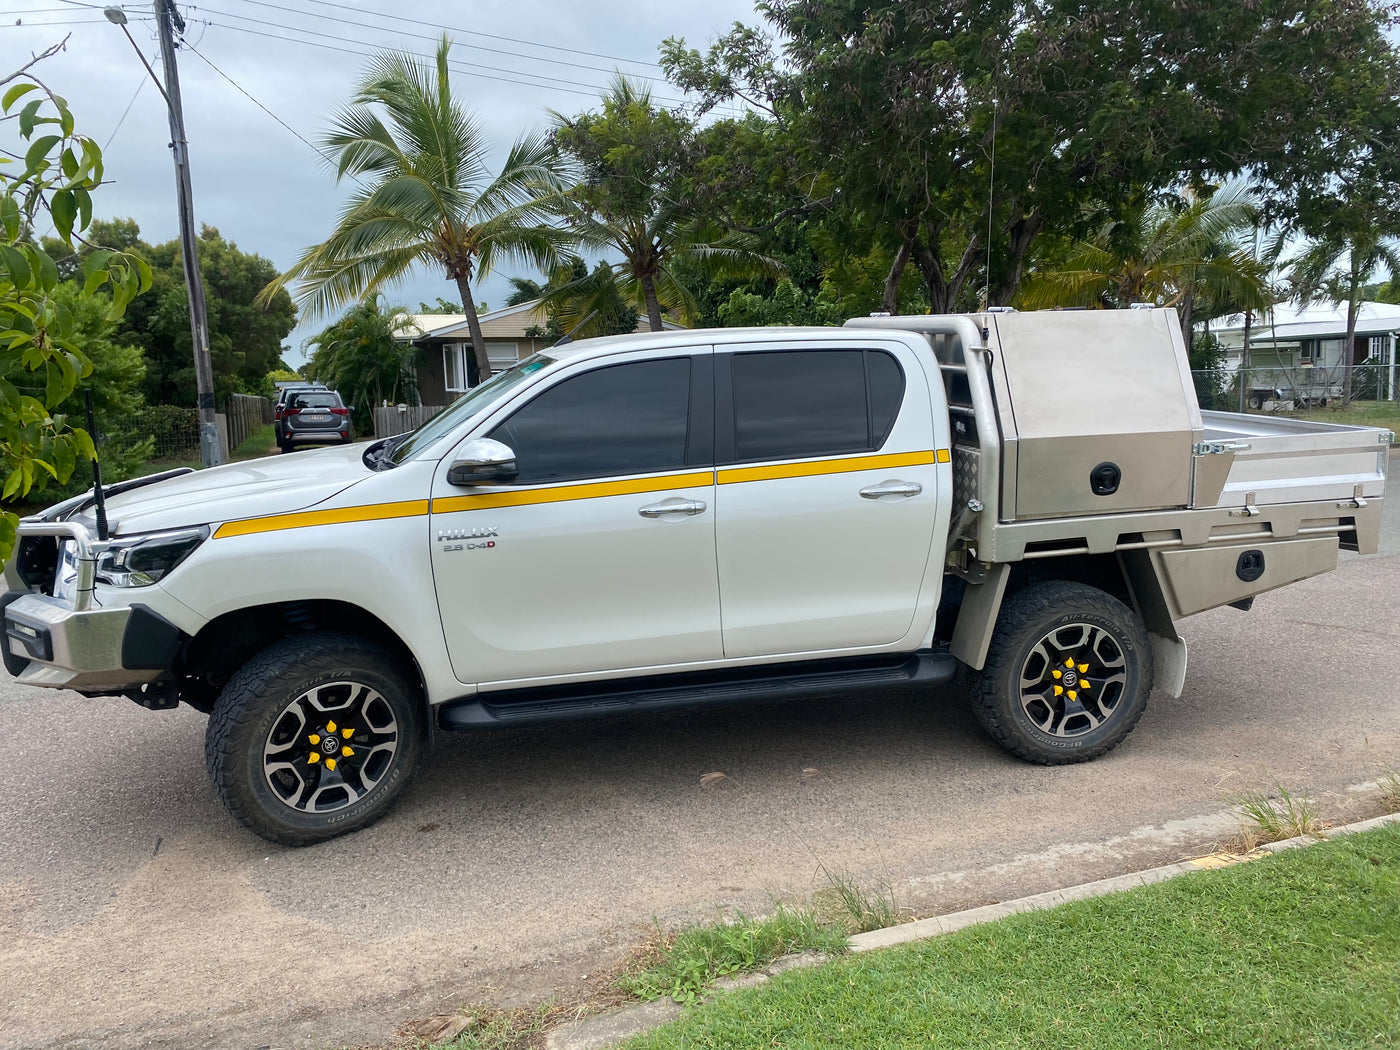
left=860, top=480, right=923, bottom=499
left=639, top=498, right=708, bottom=518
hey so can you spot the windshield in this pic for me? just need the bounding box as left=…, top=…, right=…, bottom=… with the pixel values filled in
left=388, top=354, right=556, bottom=464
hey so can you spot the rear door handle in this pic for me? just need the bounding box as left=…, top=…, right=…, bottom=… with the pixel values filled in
left=639, top=498, right=708, bottom=518
left=860, top=481, right=923, bottom=499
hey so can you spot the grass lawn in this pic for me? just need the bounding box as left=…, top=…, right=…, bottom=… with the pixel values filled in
left=1284, top=400, right=1400, bottom=437
left=620, top=825, right=1400, bottom=1050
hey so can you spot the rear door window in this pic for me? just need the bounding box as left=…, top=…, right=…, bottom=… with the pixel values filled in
left=724, top=349, right=905, bottom=463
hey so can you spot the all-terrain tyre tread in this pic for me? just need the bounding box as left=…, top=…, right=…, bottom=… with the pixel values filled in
left=205, top=631, right=423, bottom=846
left=969, top=581, right=1152, bottom=766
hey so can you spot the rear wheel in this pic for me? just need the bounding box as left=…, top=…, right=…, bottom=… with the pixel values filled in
left=205, top=632, right=425, bottom=845
left=969, top=582, right=1151, bottom=764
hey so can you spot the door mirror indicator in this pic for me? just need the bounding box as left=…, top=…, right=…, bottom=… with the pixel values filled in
left=447, top=438, right=518, bottom=486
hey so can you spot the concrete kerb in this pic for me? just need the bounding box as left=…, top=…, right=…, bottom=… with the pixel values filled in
left=545, top=809, right=1400, bottom=1050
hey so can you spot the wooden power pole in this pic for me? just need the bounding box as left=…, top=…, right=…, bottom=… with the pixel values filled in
left=153, top=0, right=222, bottom=467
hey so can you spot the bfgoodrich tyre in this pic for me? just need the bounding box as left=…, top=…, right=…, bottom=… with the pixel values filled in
left=970, top=582, right=1152, bottom=765
left=205, top=632, right=425, bottom=846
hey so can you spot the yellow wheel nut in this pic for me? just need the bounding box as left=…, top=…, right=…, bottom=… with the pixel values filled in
left=1065, top=659, right=1075, bottom=668
left=1068, top=690, right=1078, bottom=701
left=1077, top=663, right=1089, bottom=674
left=326, top=720, right=337, bottom=733
left=308, top=752, right=320, bottom=764
left=308, top=734, right=321, bottom=745
left=325, top=758, right=337, bottom=772
left=341, top=746, right=353, bottom=757
left=342, top=727, right=354, bottom=738
left=1053, top=685, right=1064, bottom=696
left=1052, top=669, right=1062, bottom=680
left=1081, top=680, right=1090, bottom=690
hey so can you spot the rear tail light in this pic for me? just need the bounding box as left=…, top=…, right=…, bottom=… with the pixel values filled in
left=331, top=407, right=349, bottom=416
left=285, top=407, right=300, bottom=416
left=274, top=406, right=284, bottom=420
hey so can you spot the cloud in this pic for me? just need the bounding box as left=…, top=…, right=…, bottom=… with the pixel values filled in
left=4, top=0, right=759, bottom=360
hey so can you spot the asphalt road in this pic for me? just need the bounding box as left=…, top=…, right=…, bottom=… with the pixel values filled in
left=3, top=481, right=1398, bottom=1050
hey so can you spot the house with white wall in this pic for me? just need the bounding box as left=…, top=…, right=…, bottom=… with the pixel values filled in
left=1211, top=300, right=1400, bottom=401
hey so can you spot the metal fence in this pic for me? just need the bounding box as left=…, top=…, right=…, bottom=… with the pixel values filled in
left=1191, top=364, right=1396, bottom=413
left=374, top=404, right=445, bottom=438
left=223, top=393, right=273, bottom=452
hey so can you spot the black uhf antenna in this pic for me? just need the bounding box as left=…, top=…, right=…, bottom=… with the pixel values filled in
left=552, top=309, right=600, bottom=347
left=983, top=98, right=998, bottom=311
left=84, top=390, right=109, bottom=542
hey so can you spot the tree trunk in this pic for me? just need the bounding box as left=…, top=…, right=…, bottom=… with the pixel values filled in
left=1179, top=288, right=1195, bottom=353
left=640, top=273, right=664, bottom=332
left=991, top=212, right=1043, bottom=306
left=454, top=274, right=491, bottom=383
left=1343, top=285, right=1359, bottom=405
left=881, top=239, right=913, bottom=314
left=1239, top=309, right=1253, bottom=412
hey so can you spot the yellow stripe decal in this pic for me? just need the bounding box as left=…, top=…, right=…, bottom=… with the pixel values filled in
left=214, top=499, right=429, bottom=539
left=718, top=450, right=940, bottom=486
left=937, top=448, right=951, bottom=463
left=432, top=471, right=715, bottom=513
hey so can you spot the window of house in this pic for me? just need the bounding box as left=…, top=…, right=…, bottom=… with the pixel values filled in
left=726, top=349, right=905, bottom=463
left=490, top=358, right=693, bottom=484
left=444, top=344, right=467, bottom=392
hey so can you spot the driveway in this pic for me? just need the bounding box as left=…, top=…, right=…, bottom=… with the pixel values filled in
left=2, top=483, right=1397, bottom=1049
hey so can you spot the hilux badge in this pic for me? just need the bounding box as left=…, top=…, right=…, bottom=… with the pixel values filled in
left=437, top=526, right=498, bottom=542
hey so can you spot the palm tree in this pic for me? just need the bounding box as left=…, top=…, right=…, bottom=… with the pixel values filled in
left=303, top=295, right=420, bottom=433
left=1288, top=229, right=1400, bottom=404
left=262, top=37, right=569, bottom=381
left=551, top=77, right=776, bottom=331
left=1019, top=182, right=1274, bottom=346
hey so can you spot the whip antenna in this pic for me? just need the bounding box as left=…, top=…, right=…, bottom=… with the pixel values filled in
left=984, top=98, right=998, bottom=310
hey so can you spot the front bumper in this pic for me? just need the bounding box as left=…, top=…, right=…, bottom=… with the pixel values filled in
left=3, top=517, right=189, bottom=695
left=2, top=591, right=169, bottom=692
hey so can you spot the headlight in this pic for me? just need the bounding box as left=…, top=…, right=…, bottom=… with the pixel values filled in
left=95, top=527, right=209, bottom=587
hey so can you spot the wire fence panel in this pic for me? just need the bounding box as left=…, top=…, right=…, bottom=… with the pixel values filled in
left=374, top=404, right=444, bottom=438
left=1192, top=364, right=1396, bottom=412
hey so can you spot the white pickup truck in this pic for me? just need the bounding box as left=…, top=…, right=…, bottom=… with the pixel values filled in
left=3, top=310, right=1390, bottom=845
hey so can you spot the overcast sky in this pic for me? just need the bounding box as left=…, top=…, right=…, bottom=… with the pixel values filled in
left=3, top=0, right=761, bottom=363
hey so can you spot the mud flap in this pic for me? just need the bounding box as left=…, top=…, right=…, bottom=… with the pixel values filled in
left=1150, top=632, right=1187, bottom=698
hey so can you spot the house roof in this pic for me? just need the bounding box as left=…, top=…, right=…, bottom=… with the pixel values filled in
left=393, top=298, right=687, bottom=342
left=1216, top=300, right=1400, bottom=341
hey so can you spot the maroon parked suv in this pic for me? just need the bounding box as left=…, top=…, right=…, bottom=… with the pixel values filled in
left=276, top=388, right=351, bottom=451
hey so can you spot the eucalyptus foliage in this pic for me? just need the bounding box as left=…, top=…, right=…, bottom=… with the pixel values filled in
left=0, top=75, right=151, bottom=560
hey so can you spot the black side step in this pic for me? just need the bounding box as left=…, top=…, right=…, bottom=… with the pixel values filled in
left=437, top=650, right=958, bottom=731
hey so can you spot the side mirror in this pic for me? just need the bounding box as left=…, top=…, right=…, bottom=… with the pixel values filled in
left=446, top=437, right=518, bottom=486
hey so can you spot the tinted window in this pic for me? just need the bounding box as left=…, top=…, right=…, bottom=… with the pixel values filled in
left=492, top=358, right=692, bottom=483
left=730, top=350, right=904, bottom=462
left=291, top=392, right=341, bottom=409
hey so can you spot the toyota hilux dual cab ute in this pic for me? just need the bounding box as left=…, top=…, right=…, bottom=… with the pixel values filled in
left=3, top=310, right=1390, bottom=845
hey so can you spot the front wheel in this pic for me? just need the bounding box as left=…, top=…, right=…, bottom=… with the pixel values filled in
left=969, top=582, right=1152, bottom=764
left=205, top=632, right=425, bottom=845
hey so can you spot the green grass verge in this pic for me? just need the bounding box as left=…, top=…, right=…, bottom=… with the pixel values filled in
left=1284, top=400, right=1400, bottom=436
left=621, top=825, right=1400, bottom=1050
left=230, top=423, right=277, bottom=460
left=619, top=907, right=850, bottom=1005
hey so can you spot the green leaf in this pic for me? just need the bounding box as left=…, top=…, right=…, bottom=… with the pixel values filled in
left=50, top=189, right=76, bottom=242
left=74, top=187, right=92, bottom=232
left=0, top=195, right=19, bottom=241
left=1, top=82, right=40, bottom=113
left=36, top=247, right=59, bottom=292
left=1, top=469, right=21, bottom=501
left=0, top=245, right=32, bottom=289
left=23, top=134, right=61, bottom=177
left=60, top=146, right=79, bottom=180
left=17, top=98, right=43, bottom=138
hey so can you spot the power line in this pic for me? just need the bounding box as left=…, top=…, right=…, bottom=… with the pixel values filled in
left=196, top=5, right=669, bottom=98
left=223, top=0, right=666, bottom=82
left=255, top=0, right=662, bottom=69
left=2, top=16, right=155, bottom=25
left=200, top=18, right=682, bottom=103
left=179, top=37, right=326, bottom=161
left=103, top=59, right=154, bottom=149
